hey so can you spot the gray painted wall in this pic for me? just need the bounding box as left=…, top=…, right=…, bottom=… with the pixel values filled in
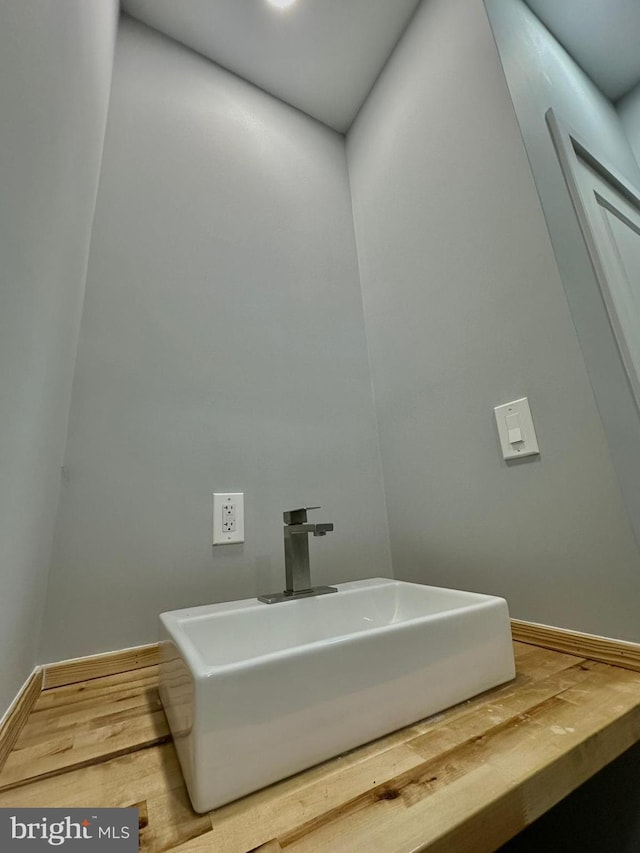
left=484, top=0, right=640, bottom=574
left=0, top=0, right=117, bottom=716
left=347, top=0, right=640, bottom=639
left=619, top=81, right=640, bottom=167
left=38, top=17, right=390, bottom=662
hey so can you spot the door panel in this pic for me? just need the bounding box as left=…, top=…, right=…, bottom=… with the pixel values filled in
left=549, top=109, right=640, bottom=410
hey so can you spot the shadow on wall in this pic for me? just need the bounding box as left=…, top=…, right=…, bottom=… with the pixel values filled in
left=498, top=740, right=640, bottom=852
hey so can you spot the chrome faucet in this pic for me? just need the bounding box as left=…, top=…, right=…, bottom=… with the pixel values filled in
left=258, top=507, right=337, bottom=604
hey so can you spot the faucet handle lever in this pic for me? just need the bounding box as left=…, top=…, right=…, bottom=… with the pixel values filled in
left=283, top=507, right=321, bottom=525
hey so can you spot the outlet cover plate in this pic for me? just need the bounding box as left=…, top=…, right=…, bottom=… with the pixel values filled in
left=213, top=492, right=244, bottom=545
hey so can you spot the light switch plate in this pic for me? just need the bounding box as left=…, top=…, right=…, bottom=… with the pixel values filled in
left=213, top=492, right=244, bottom=545
left=494, top=398, right=539, bottom=460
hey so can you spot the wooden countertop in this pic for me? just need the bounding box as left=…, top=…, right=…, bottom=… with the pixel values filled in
left=2, top=641, right=640, bottom=852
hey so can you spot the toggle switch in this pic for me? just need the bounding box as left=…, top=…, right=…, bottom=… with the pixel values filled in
left=505, top=413, right=523, bottom=444
left=494, top=397, right=539, bottom=460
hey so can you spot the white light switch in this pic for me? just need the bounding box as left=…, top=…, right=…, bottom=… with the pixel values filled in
left=494, top=398, right=539, bottom=460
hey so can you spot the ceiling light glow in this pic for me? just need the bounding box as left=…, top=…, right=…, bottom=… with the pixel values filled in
left=266, top=0, right=297, bottom=10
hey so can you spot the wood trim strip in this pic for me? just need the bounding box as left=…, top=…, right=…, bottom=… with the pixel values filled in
left=38, top=620, right=640, bottom=692
left=0, top=669, right=43, bottom=773
left=43, top=643, right=161, bottom=690
left=40, top=620, right=640, bottom=692
left=511, top=619, right=640, bottom=672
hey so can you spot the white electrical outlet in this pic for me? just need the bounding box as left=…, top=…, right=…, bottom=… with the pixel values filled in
left=222, top=500, right=236, bottom=533
left=213, top=493, right=244, bottom=545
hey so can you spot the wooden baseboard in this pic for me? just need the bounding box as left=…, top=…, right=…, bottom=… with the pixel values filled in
left=43, top=643, right=161, bottom=690
left=0, top=669, right=43, bottom=773
left=511, top=619, right=640, bottom=672
left=40, top=624, right=640, bottom=691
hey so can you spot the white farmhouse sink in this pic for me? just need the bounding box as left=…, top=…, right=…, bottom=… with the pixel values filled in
left=159, top=577, right=515, bottom=813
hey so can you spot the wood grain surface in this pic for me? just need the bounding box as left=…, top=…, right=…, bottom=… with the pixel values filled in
left=0, top=665, right=168, bottom=791
left=0, top=668, right=42, bottom=773
left=43, top=643, right=161, bottom=689
left=2, top=642, right=640, bottom=852
left=511, top=619, right=640, bottom=671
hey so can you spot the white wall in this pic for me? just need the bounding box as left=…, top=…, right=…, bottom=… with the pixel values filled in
left=619, top=81, right=640, bottom=168
left=488, top=0, right=640, bottom=186
left=484, top=0, right=640, bottom=563
left=0, top=0, right=117, bottom=715
left=38, top=17, right=390, bottom=662
left=347, top=0, right=640, bottom=639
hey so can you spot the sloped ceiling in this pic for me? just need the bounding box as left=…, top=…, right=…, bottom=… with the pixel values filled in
left=121, top=0, right=422, bottom=132
left=525, top=0, right=640, bottom=101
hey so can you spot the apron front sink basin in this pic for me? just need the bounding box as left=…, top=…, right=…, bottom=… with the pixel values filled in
left=159, top=577, right=515, bottom=812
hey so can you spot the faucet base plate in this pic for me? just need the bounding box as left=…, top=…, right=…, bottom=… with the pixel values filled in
left=257, top=586, right=338, bottom=605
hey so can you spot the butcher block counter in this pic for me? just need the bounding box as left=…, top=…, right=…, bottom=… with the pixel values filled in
left=1, top=640, right=640, bottom=852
